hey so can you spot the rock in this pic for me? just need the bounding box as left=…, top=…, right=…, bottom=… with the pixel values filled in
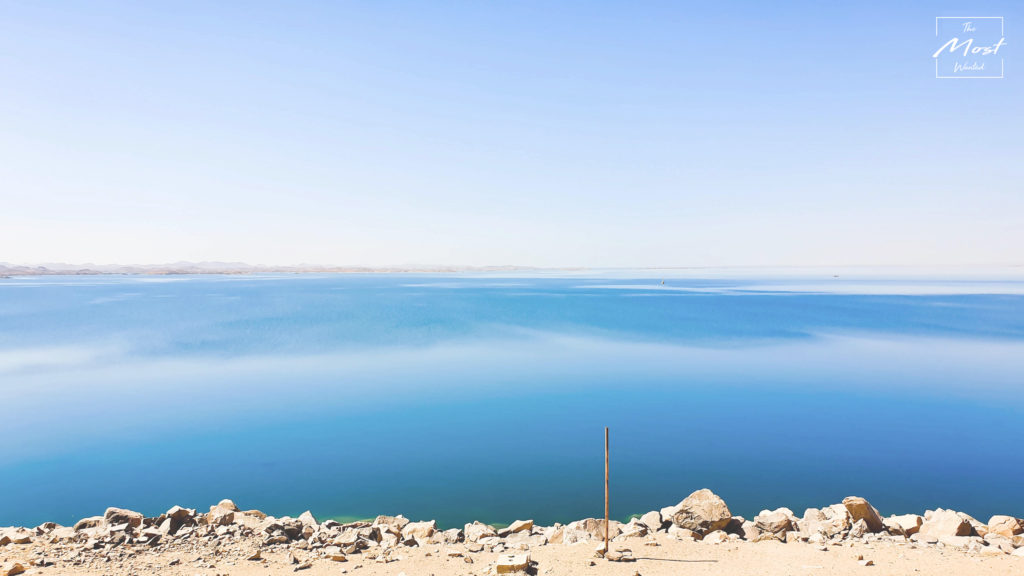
left=858, top=559, right=874, bottom=567
left=2, top=562, right=26, bottom=576
left=73, top=516, right=105, bottom=531
left=754, top=509, right=793, bottom=536
left=724, top=516, right=745, bottom=535
left=660, top=503, right=682, bottom=521
left=1014, top=534, right=1024, bottom=548
left=0, top=529, right=31, bottom=545
left=565, top=518, right=621, bottom=542
left=801, top=505, right=853, bottom=538
left=272, top=516, right=306, bottom=539
left=508, top=519, right=533, bottom=534
left=849, top=519, right=868, bottom=539
left=162, top=506, right=196, bottom=534
left=464, top=521, right=498, bottom=542
left=208, top=503, right=236, bottom=526
left=104, top=507, right=144, bottom=529
left=1012, top=547, right=1024, bottom=557
left=885, top=514, right=923, bottom=536
left=842, top=497, right=884, bottom=533
left=670, top=489, right=732, bottom=535
left=982, top=534, right=1015, bottom=554
left=247, top=550, right=262, bottom=561
left=958, top=512, right=987, bottom=537
left=496, top=552, right=530, bottom=574
left=465, top=541, right=485, bottom=553
left=294, top=561, right=312, bottom=571
left=373, top=515, right=410, bottom=536
left=702, top=530, right=729, bottom=544
left=616, top=519, right=648, bottom=539
left=738, top=520, right=760, bottom=541
left=987, top=515, right=1023, bottom=538
left=605, top=549, right=635, bottom=562
left=298, top=510, right=318, bottom=528
left=639, top=511, right=663, bottom=532
left=401, top=520, right=436, bottom=540
left=667, top=524, right=701, bottom=540
left=324, top=546, right=347, bottom=561
left=919, top=509, right=972, bottom=538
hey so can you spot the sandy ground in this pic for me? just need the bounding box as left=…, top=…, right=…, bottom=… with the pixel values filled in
left=4, top=532, right=1020, bottom=576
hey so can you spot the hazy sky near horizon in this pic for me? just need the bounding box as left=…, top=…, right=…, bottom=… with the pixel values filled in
left=1, top=1, right=1022, bottom=267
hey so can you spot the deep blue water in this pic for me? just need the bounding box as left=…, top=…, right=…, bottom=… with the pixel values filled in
left=1, top=273, right=1023, bottom=528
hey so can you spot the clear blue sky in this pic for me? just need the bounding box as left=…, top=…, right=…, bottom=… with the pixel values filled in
left=1, top=1, right=1020, bottom=267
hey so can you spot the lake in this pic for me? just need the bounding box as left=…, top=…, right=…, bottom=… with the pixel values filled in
left=1, top=272, right=1022, bottom=528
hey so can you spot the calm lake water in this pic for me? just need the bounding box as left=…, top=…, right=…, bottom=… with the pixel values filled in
left=1, top=273, right=1023, bottom=528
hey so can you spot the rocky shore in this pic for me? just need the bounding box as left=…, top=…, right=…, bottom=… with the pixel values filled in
left=2, top=489, right=1022, bottom=575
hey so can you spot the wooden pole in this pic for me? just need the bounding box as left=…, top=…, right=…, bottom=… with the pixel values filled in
left=604, top=426, right=609, bottom=555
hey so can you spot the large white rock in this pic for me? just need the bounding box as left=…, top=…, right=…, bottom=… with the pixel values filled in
left=919, top=509, right=972, bottom=538
left=373, top=515, right=410, bottom=536
left=885, top=514, right=923, bottom=536
left=297, top=511, right=318, bottom=529
left=801, top=505, right=851, bottom=538
left=670, top=489, right=732, bottom=535
left=987, top=515, right=1022, bottom=538
left=507, top=519, right=533, bottom=534
left=841, top=497, right=884, bottom=533
left=464, top=521, right=498, bottom=542
left=103, top=507, right=143, bottom=529
left=639, top=511, right=663, bottom=532
left=754, top=509, right=793, bottom=537
left=401, top=520, right=436, bottom=541
left=207, top=504, right=235, bottom=526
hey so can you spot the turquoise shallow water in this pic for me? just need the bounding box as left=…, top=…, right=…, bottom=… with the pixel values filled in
left=1, top=273, right=1023, bottom=528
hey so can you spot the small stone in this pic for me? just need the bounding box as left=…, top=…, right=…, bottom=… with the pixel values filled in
left=667, top=524, right=702, bottom=541
left=605, top=549, right=635, bottom=562
left=858, top=559, right=874, bottom=567
left=247, top=550, right=261, bottom=561
left=2, top=563, right=26, bottom=576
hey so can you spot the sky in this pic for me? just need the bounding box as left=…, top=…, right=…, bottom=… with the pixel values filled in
left=1, top=1, right=1021, bottom=268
